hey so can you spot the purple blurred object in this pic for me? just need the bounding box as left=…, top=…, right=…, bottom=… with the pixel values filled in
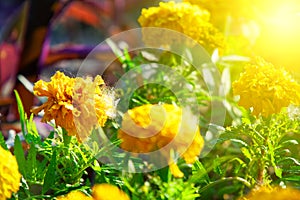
left=33, top=116, right=54, bottom=138
left=38, top=0, right=128, bottom=71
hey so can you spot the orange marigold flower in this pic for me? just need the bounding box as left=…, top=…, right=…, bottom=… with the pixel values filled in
left=57, top=190, right=93, bottom=200
left=0, top=146, right=21, bottom=200
left=118, top=104, right=204, bottom=177
left=138, top=1, right=224, bottom=52
left=92, top=184, right=130, bottom=200
left=31, top=71, right=115, bottom=142
left=241, top=186, right=300, bottom=200
left=232, top=58, right=300, bottom=117
left=31, top=71, right=76, bottom=135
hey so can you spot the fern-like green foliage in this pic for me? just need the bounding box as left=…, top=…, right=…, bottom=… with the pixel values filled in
left=218, top=110, right=300, bottom=190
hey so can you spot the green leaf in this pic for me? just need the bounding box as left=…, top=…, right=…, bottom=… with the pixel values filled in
left=281, top=175, right=300, bottom=182
left=228, top=158, right=246, bottom=174
left=274, top=166, right=282, bottom=178
left=14, top=90, right=27, bottom=135
left=198, top=177, right=251, bottom=194
left=277, top=139, right=299, bottom=150
left=189, top=160, right=210, bottom=183
left=106, top=39, right=124, bottom=62
left=43, top=131, right=55, bottom=147
left=26, top=145, right=37, bottom=179
left=230, top=139, right=248, bottom=147
left=36, top=158, right=48, bottom=180
left=220, top=67, right=231, bottom=96
left=62, top=128, right=71, bottom=146
left=217, top=185, right=242, bottom=197
left=0, top=132, right=8, bottom=150
left=157, top=166, right=170, bottom=183
left=278, top=157, right=300, bottom=166
left=242, top=117, right=251, bottom=125
left=241, top=147, right=252, bottom=160
left=14, top=135, right=26, bottom=176
left=24, top=114, right=41, bottom=144
left=43, top=149, right=57, bottom=194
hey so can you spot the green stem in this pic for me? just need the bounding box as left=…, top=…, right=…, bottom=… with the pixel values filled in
left=198, top=177, right=251, bottom=194
left=122, top=177, right=138, bottom=195
left=62, top=128, right=71, bottom=146
left=257, top=148, right=265, bottom=185
left=23, top=195, right=52, bottom=200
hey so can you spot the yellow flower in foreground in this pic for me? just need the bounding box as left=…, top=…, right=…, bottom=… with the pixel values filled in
left=31, top=71, right=115, bottom=142
left=241, top=186, right=300, bottom=200
left=57, top=184, right=130, bottom=200
left=0, top=146, right=21, bottom=200
left=92, top=184, right=130, bottom=200
left=57, top=190, right=93, bottom=200
left=118, top=104, right=204, bottom=177
left=232, top=58, right=300, bottom=117
left=138, top=1, right=224, bottom=52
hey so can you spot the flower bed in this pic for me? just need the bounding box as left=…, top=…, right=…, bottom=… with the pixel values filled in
left=1, top=1, right=300, bottom=199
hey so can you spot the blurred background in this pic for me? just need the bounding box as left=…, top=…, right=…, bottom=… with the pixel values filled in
left=1, top=0, right=300, bottom=134
left=0, top=0, right=158, bottom=127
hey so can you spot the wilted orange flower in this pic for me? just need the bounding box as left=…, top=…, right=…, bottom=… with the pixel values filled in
left=138, top=1, right=224, bottom=52
left=241, top=186, right=300, bottom=200
left=73, top=76, right=115, bottom=142
left=0, top=146, right=21, bottom=200
left=232, top=58, right=300, bottom=117
left=32, top=71, right=115, bottom=142
left=118, top=104, right=204, bottom=177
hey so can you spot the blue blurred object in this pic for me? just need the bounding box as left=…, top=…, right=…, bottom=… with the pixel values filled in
left=0, top=0, right=26, bottom=42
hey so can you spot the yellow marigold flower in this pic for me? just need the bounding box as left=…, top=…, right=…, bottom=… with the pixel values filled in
left=92, top=184, right=130, bottom=200
left=184, top=0, right=255, bottom=19
left=232, top=58, right=300, bottom=117
left=32, top=71, right=115, bottom=142
left=118, top=104, right=204, bottom=177
left=57, top=190, right=93, bottom=200
left=138, top=1, right=224, bottom=52
left=241, top=186, right=300, bottom=200
left=0, top=146, right=21, bottom=200
left=169, top=162, right=184, bottom=178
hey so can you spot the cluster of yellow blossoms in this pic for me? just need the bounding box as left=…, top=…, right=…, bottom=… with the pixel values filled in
left=31, top=71, right=115, bottom=142
left=138, top=1, right=224, bottom=52
left=184, top=0, right=257, bottom=19
left=118, top=104, right=204, bottom=177
left=232, top=58, right=300, bottom=117
left=241, top=186, right=300, bottom=200
left=0, top=146, right=21, bottom=200
left=57, top=184, right=130, bottom=200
